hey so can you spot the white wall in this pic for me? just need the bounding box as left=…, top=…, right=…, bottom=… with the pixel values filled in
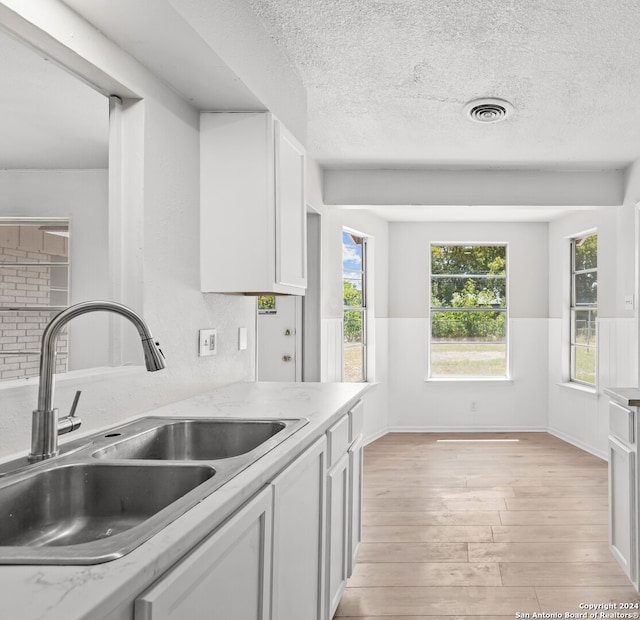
left=547, top=201, right=638, bottom=458
left=304, top=157, right=391, bottom=442
left=317, top=196, right=390, bottom=442
left=324, top=168, right=624, bottom=207
left=388, top=221, right=549, bottom=431
left=0, top=2, right=256, bottom=458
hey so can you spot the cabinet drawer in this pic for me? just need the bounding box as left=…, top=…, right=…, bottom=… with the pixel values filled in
left=349, top=400, right=364, bottom=443
left=610, top=401, right=635, bottom=445
left=327, top=415, right=350, bottom=468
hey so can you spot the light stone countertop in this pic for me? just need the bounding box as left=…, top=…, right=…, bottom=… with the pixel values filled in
left=604, top=387, right=640, bottom=407
left=0, top=380, right=370, bottom=620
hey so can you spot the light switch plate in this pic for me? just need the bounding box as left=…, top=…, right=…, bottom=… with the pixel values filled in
left=238, top=327, right=247, bottom=351
left=199, top=328, right=217, bottom=356
left=625, top=295, right=634, bottom=311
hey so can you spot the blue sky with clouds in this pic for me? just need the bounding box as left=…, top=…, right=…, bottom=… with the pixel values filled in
left=342, top=231, right=362, bottom=276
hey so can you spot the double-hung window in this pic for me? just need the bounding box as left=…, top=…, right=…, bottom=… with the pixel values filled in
left=570, top=233, right=597, bottom=386
left=430, top=244, right=508, bottom=378
left=343, top=231, right=367, bottom=382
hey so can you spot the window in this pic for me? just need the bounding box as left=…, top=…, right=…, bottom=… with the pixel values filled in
left=570, top=233, right=597, bottom=386
left=257, top=295, right=276, bottom=314
left=430, top=244, right=508, bottom=378
left=0, top=220, right=70, bottom=382
left=343, top=231, right=366, bottom=382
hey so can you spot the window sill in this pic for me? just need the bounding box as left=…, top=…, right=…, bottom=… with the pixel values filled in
left=557, top=381, right=599, bottom=398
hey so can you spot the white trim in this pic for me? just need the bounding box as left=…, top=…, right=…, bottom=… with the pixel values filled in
left=547, top=427, right=607, bottom=461
left=556, top=381, right=599, bottom=398
left=302, top=206, right=322, bottom=382
left=427, top=241, right=510, bottom=380
left=568, top=230, right=598, bottom=388
left=342, top=227, right=369, bottom=382
left=294, top=295, right=303, bottom=382
left=363, top=428, right=387, bottom=447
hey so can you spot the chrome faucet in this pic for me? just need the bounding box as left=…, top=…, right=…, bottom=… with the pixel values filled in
left=29, top=300, right=166, bottom=463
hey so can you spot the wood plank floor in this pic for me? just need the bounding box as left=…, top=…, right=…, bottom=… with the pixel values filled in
left=334, top=432, right=640, bottom=618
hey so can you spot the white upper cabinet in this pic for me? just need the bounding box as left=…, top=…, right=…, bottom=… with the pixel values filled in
left=200, top=112, right=307, bottom=295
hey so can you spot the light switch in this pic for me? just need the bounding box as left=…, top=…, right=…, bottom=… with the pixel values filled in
left=199, top=328, right=217, bottom=357
left=625, top=295, right=634, bottom=311
left=238, top=327, right=247, bottom=351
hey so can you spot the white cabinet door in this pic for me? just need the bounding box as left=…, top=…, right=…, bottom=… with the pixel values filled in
left=200, top=112, right=306, bottom=295
left=326, top=452, right=349, bottom=619
left=609, top=436, right=637, bottom=583
left=348, top=434, right=364, bottom=578
left=271, top=436, right=327, bottom=620
left=135, top=488, right=272, bottom=620
left=274, top=119, right=306, bottom=290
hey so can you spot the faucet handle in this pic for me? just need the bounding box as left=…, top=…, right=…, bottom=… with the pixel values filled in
left=69, top=390, right=82, bottom=418
left=58, top=391, right=82, bottom=436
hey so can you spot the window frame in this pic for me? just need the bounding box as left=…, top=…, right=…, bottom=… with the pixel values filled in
left=342, top=231, right=367, bottom=383
left=428, top=242, right=510, bottom=381
left=569, top=232, right=598, bottom=387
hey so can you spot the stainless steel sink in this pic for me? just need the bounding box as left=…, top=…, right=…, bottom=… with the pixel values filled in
left=0, top=416, right=307, bottom=564
left=0, top=464, right=214, bottom=548
left=92, top=419, right=287, bottom=460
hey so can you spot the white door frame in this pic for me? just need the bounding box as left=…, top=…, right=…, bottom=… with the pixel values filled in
left=303, top=204, right=322, bottom=381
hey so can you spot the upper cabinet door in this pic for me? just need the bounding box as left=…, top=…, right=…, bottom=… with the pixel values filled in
left=275, top=119, right=307, bottom=290
left=200, top=112, right=307, bottom=295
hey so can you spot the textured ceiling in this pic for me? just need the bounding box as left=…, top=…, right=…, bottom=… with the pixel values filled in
left=248, top=0, right=640, bottom=167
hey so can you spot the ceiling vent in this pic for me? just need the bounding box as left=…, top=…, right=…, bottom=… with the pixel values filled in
left=464, top=97, right=514, bottom=123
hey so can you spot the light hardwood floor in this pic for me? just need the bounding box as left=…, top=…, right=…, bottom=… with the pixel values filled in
left=334, top=432, right=640, bottom=618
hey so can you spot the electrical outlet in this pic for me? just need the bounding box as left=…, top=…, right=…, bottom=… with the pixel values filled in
left=199, top=328, right=217, bottom=357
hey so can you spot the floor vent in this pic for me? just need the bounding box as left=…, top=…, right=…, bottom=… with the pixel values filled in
left=437, top=439, right=520, bottom=443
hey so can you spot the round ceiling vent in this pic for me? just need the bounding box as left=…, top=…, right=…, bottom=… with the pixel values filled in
left=464, top=97, right=514, bottom=123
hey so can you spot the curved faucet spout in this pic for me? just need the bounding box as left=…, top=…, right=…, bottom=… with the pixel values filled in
left=30, top=300, right=166, bottom=462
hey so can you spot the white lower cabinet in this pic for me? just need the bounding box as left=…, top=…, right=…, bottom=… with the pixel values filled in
left=347, top=434, right=364, bottom=578
left=607, top=398, right=639, bottom=591
left=133, top=404, right=365, bottom=620
left=609, top=436, right=637, bottom=583
left=326, top=452, right=350, bottom=618
left=135, top=487, right=273, bottom=620
left=271, top=436, right=327, bottom=620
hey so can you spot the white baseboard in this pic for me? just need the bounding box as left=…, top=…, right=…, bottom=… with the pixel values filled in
left=547, top=427, right=607, bottom=461
left=363, top=428, right=388, bottom=446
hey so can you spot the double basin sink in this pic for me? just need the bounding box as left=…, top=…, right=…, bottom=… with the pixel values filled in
left=0, top=416, right=307, bottom=564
